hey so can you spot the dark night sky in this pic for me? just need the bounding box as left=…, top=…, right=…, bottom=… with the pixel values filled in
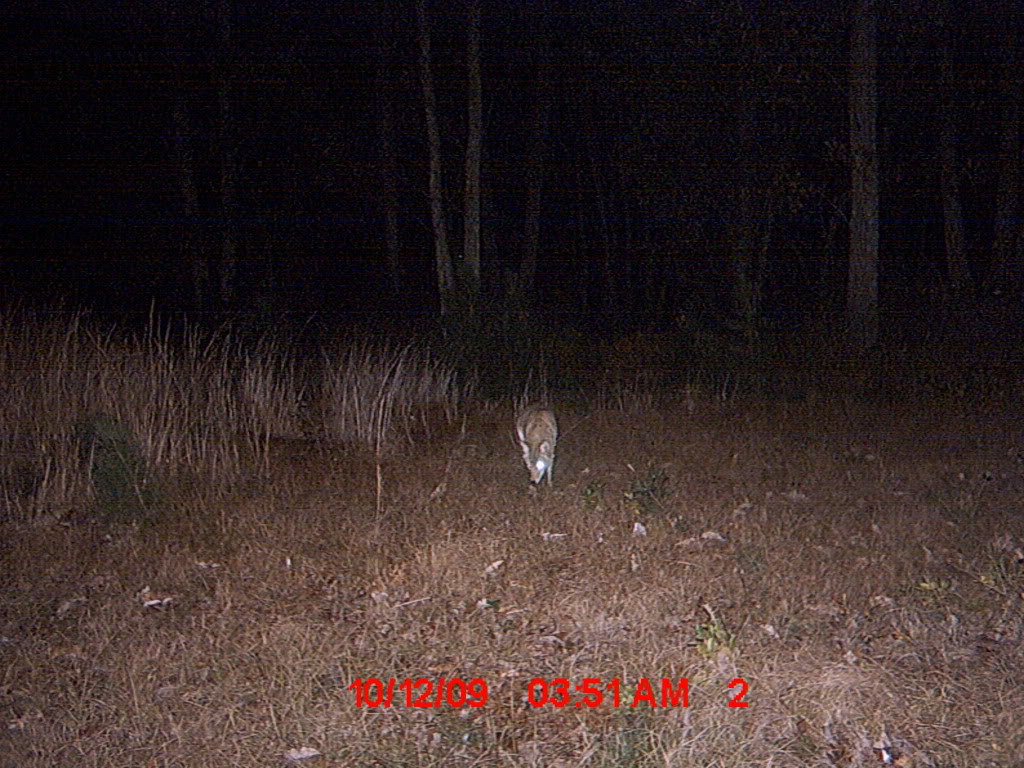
left=2, top=1, right=1018, bottom=334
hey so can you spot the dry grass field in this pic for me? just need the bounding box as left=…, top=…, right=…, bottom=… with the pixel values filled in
left=4, top=394, right=1024, bottom=767
left=1, top=312, right=1023, bottom=766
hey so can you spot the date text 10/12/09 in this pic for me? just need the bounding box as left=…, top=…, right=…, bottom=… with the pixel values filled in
left=348, top=677, right=751, bottom=710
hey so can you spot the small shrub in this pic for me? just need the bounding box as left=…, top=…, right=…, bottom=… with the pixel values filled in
left=76, top=412, right=157, bottom=523
left=624, top=466, right=671, bottom=516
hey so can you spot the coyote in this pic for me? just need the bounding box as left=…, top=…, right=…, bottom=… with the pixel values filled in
left=515, top=405, right=558, bottom=486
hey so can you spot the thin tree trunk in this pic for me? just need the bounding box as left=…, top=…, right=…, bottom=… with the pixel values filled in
left=217, top=0, right=237, bottom=308
left=847, top=0, right=879, bottom=348
left=172, top=101, right=208, bottom=312
left=728, top=95, right=768, bottom=348
left=520, top=19, right=550, bottom=303
left=574, top=162, right=591, bottom=313
left=730, top=188, right=767, bottom=345
left=163, top=0, right=208, bottom=312
left=939, top=42, right=968, bottom=295
left=462, top=0, right=482, bottom=304
left=378, top=104, right=403, bottom=298
left=576, top=50, right=616, bottom=316
left=584, top=149, right=615, bottom=315
left=374, top=13, right=402, bottom=298
left=991, top=8, right=1022, bottom=294
left=721, top=20, right=779, bottom=345
left=416, top=0, right=453, bottom=314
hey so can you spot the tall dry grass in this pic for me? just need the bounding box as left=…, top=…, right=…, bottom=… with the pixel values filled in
left=0, top=310, right=468, bottom=523
left=0, top=309, right=307, bottom=521
left=321, top=341, right=469, bottom=450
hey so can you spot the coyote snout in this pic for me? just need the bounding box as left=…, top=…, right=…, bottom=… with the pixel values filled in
left=516, top=405, right=558, bottom=485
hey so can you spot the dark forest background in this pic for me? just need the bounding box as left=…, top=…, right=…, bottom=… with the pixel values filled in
left=4, top=0, right=1023, bottom=386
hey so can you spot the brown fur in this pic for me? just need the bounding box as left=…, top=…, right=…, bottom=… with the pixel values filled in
left=515, top=405, right=558, bottom=485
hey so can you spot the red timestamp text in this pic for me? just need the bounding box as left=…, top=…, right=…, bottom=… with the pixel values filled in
left=525, top=677, right=751, bottom=709
left=348, top=677, right=488, bottom=708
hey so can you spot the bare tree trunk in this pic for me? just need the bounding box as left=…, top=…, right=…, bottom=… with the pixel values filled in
left=520, top=122, right=544, bottom=302
left=573, top=163, right=592, bottom=313
left=520, top=18, right=550, bottom=303
left=990, top=8, right=1022, bottom=294
left=939, top=42, right=969, bottom=295
left=847, top=0, right=879, bottom=349
left=163, top=0, right=208, bottom=312
left=462, top=0, right=482, bottom=304
left=595, top=164, right=615, bottom=316
left=217, top=0, right=237, bottom=308
left=377, top=105, right=403, bottom=299
left=575, top=50, right=616, bottom=317
left=374, top=14, right=402, bottom=298
left=729, top=189, right=770, bottom=346
left=416, top=0, right=453, bottom=314
left=171, top=101, right=208, bottom=312
left=727, top=94, right=770, bottom=350
left=610, top=150, right=640, bottom=317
